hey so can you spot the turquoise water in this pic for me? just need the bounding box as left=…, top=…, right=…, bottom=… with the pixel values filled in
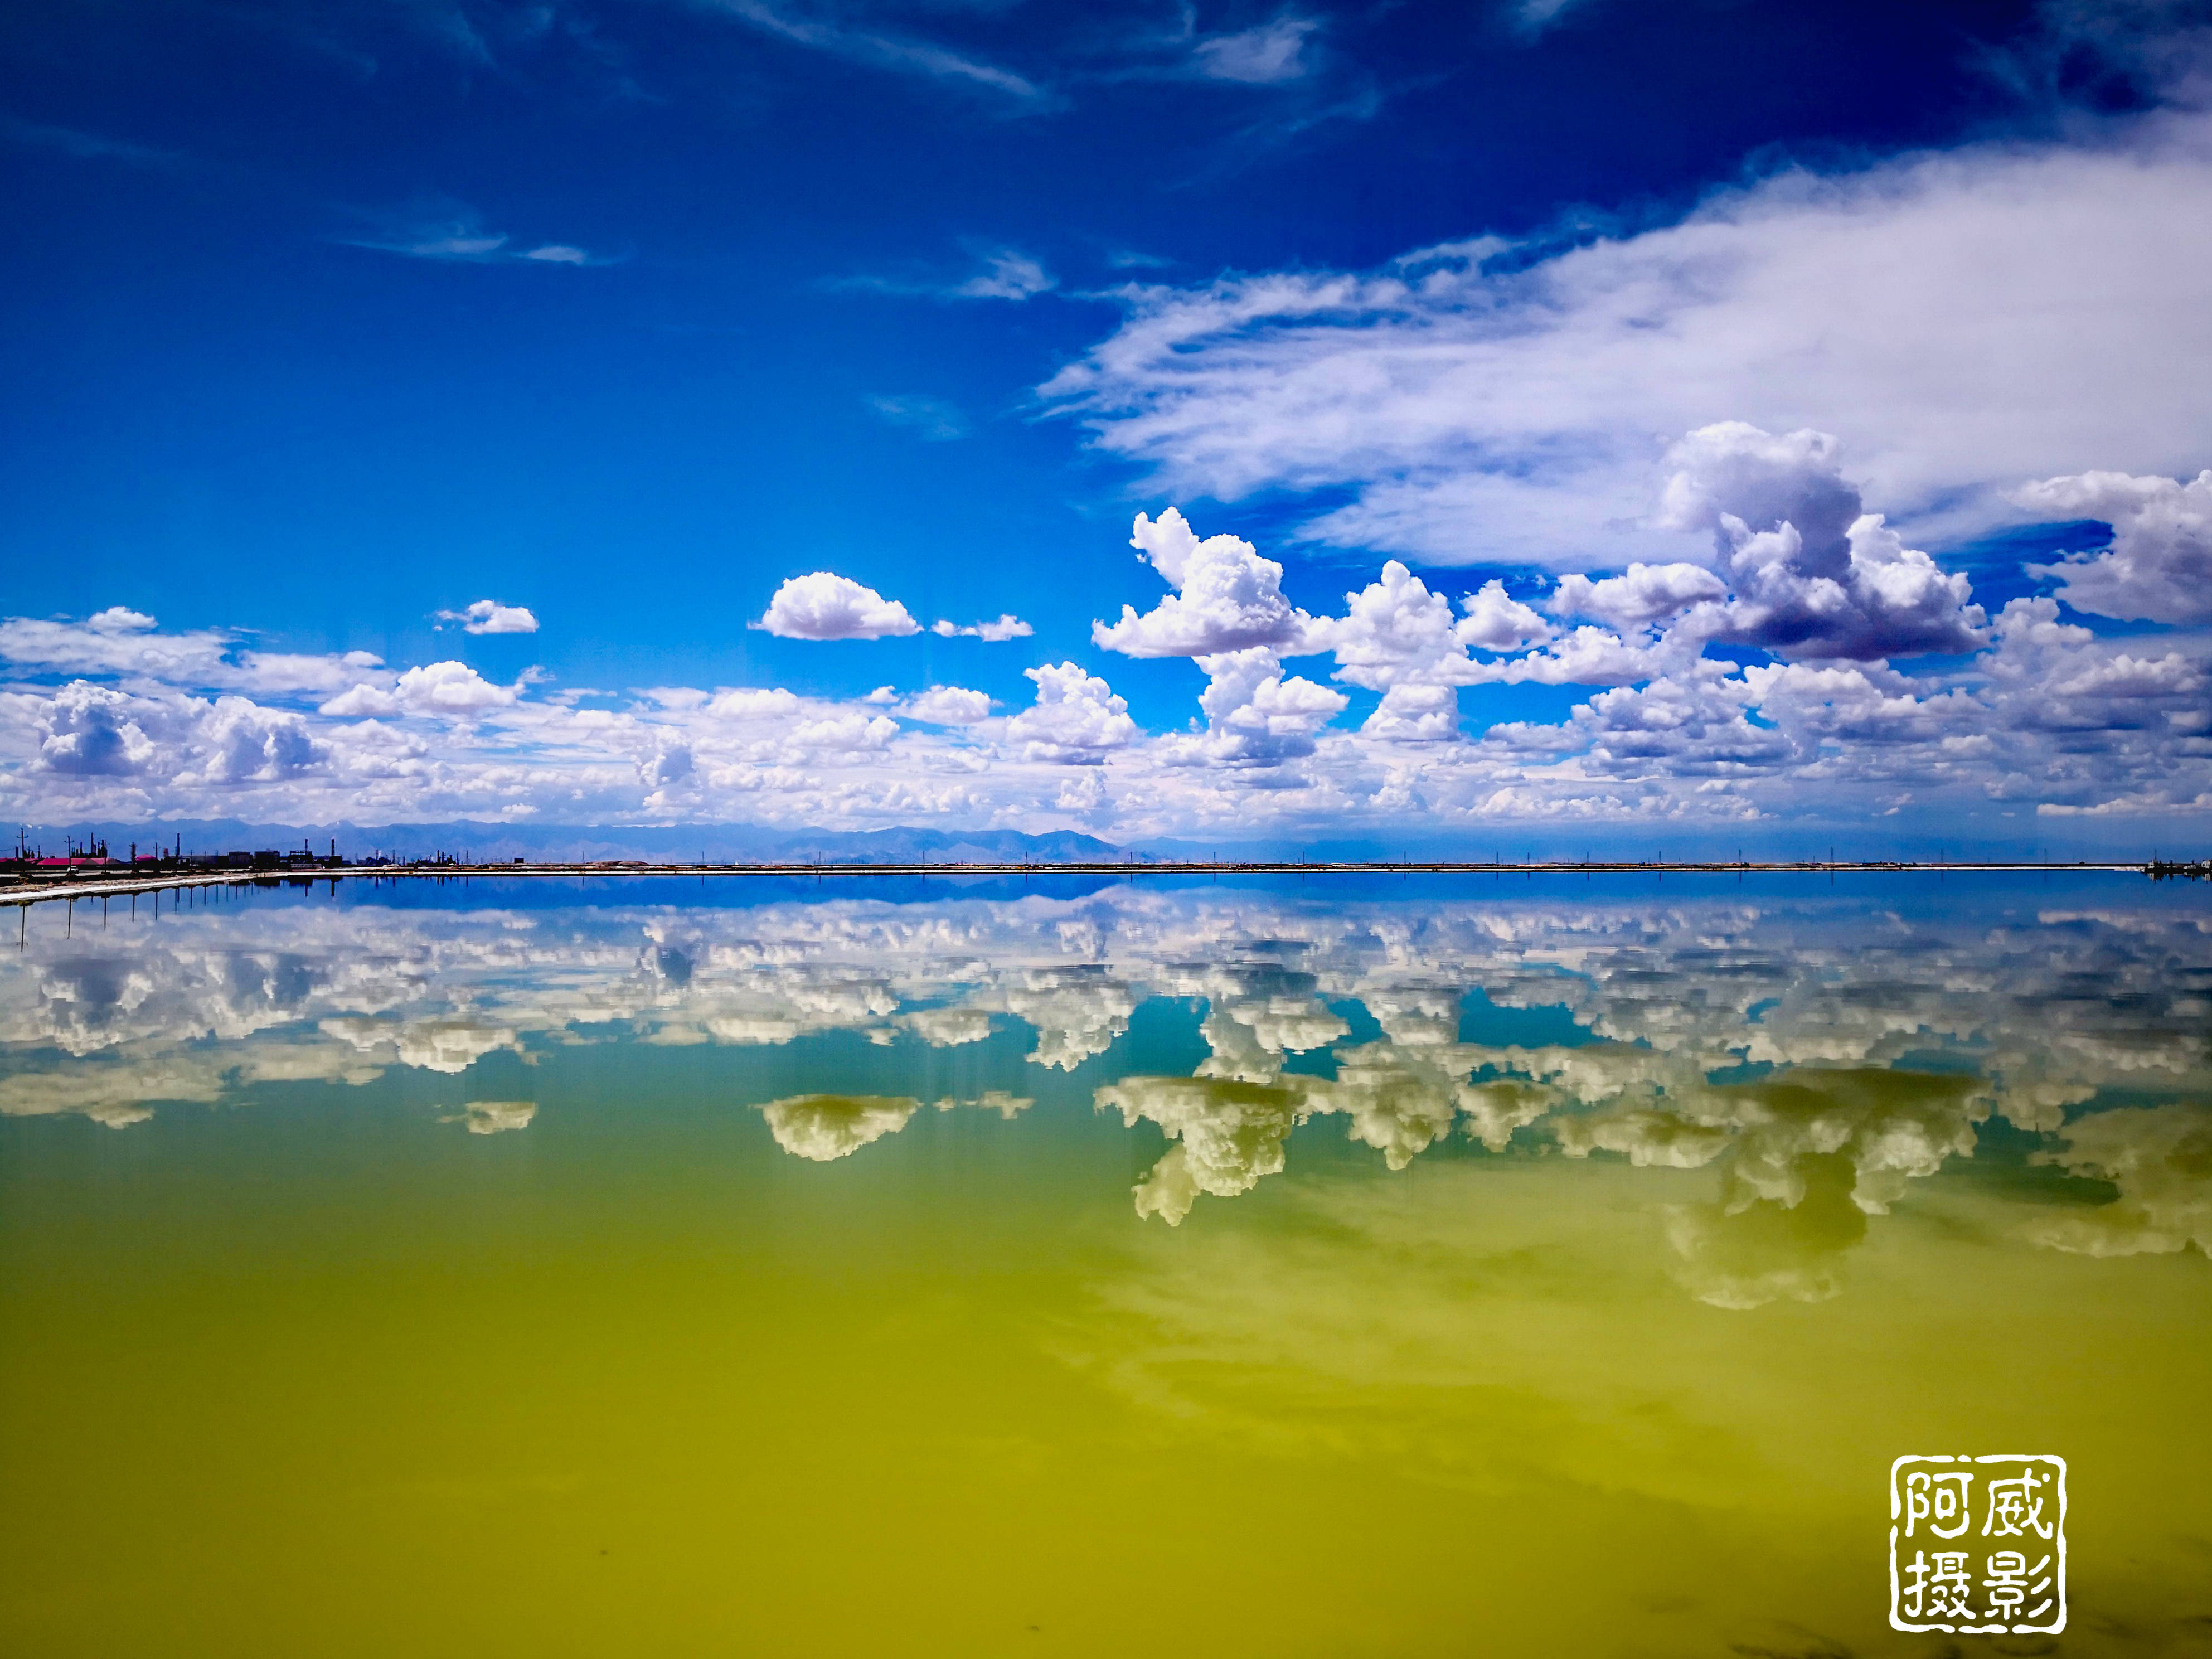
left=2, top=874, right=2208, bottom=1655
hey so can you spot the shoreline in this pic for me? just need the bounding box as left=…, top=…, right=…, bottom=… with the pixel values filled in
left=4, top=856, right=2203, bottom=908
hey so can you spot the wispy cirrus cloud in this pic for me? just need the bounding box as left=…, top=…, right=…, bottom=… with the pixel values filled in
left=1190, top=14, right=1320, bottom=84
left=698, top=0, right=1050, bottom=105
left=336, top=202, right=614, bottom=266
left=865, top=394, right=971, bottom=440
left=2, top=117, right=187, bottom=170
left=1508, top=0, right=1592, bottom=38
left=831, top=243, right=1056, bottom=302
left=1042, top=104, right=2212, bottom=567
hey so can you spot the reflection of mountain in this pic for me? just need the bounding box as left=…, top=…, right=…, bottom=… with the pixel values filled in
left=3, top=886, right=2207, bottom=1296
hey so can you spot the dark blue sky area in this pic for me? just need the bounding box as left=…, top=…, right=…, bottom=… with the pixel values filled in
left=2, top=0, right=2061, bottom=720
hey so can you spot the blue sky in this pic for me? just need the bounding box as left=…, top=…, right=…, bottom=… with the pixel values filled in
left=3, top=0, right=2210, bottom=846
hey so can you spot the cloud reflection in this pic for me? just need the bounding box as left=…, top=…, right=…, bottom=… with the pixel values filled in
left=2, top=885, right=2205, bottom=1302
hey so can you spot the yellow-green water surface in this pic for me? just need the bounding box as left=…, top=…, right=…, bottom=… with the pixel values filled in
left=3, top=875, right=2208, bottom=1656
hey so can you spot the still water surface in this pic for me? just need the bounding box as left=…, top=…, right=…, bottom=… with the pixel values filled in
left=3, top=874, right=2208, bottom=1656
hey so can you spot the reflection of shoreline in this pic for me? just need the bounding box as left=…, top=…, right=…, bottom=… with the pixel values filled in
left=3, top=887, right=2206, bottom=1290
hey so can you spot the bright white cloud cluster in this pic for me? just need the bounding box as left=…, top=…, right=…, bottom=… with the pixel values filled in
left=755, top=573, right=921, bottom=640
left=1093, top=507, right=1317, bottom=656
left=933, top=615, right=1033, bottom=641
left=2018, top=467, right=2212, bottom=624
left=4, top=423, right=2210, bottom=833
left=436, top=599, right=539, bottom=635
left=1002, top=662, right=1138, bottom=764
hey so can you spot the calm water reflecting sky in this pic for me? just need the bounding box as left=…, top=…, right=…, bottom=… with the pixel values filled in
left=7, top=873, right=2208, bottom=1290
left=4, top=875, right=2209, bottom=1656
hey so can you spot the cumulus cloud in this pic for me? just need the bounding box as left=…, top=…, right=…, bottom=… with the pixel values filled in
left=436, top=599, right=539, bottom=634
left=932, top=615, right=1033, bottom=641
left=1002, top=661, right=1138, bottom=763
left=4, top=438, right=2209, bottom=831
left=1361, top=682, right=1459, bottom=744
left=2018, top=468, right=2212, bottom=623
left=1093, top=508, right=1317, bottom=657
left=755, top=573, right=922, bottom=641
left=1040, top=110, right=2212, bottom=565
left=1311, top=560, right=1548, bottom=689
left=1656, top=424, right=1986, bottom=660
left=900, top=685, right=995, bottom=725
left=322, top=661, right=516, bottom=718
left=36, top=682, right=160, bottom=776
left=196, top=697, right=326, bottom=783
left=1549, top=564, right=1728, bottom=632
left=1167, top=647, right=1347, bottom=765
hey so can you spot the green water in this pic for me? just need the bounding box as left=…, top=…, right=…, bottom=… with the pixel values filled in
left=3, top=876, right=2208, bottom=1656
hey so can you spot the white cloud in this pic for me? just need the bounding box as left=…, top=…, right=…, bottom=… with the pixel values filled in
left=788, top=711, right=899, bottom=753
left=1511, top=0, right=1585, bottom=33
left=1550, top=564, right=1728, bottom=632
left=755, top=573, right=921, bottom=641
left=1165, top=646, right=1347, bottom=765
left=400, top=661, right=516, bottom=714
left=4, top=442, right=2209, bottom=833
left=438, top=599, right=540, bottom=635
left=932, top=615, right=1034, bottom=641
left=232, top=651, right=392, bottom=696
left=705, top=1, right=1046, bottom=104
left=1191, top=15, right=1318, bottom=84
left=2018, top=468, right=2212, bottom=623
left=318, top=683, right=402, bottom=717
left=703, top=686, right=805, bottom=721
left=339, top=205, right=604, bottom=268
left=0, top=608, right=231, bottom=682
left=952, top=248, right=1056, bottom=300
left=1093, top=508, right=1317, bottom=657
left=1310, top=560, right=1549, bottom=690
left=1656, top=423, right=1986, bottom=660
left=36, top=682, right=160, bottom=777
left=3, top=117, right=186, bottom=170
left=901, top=685, right=995, bottom=725
left=1040, top=109, right=2212, bottom=565
left=195, top=697, right=326, bottom=783
left=845, top=245, right=1058, bottom=303
left=1002, top=661, right=1138, bottom=764
left=1361, top=682, right=1459, bottom=744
